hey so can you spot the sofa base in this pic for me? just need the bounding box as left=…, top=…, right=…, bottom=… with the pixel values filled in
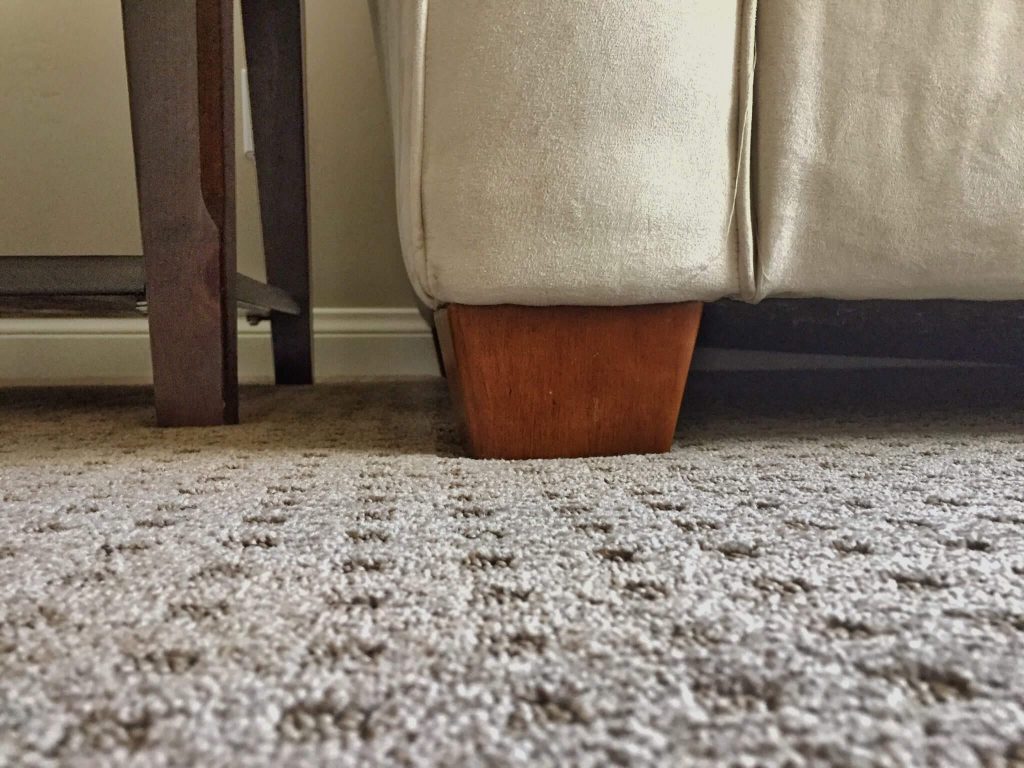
left=435, top=303, right=702, bottom=459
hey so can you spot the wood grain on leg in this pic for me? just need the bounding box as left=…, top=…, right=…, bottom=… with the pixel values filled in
left=197, top=0, right=238, bottom=416
left=241, top=0, right=314, bottom=385
left=121, top=0, right=238, bottom=425
left=435, top=304, right=703, bottom=459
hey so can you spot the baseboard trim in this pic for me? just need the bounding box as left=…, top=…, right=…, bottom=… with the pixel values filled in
left=0, top=307, right=971, bottom=386
left=0, top=308, right=439, bottom=385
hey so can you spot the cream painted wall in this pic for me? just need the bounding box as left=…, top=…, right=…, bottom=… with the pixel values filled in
left=0, top=0, right=415, bottom=309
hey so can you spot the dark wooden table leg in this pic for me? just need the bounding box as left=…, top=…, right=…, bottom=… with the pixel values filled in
left=121, top=0, right=238, bottom=425
left=241, top=0, right=314, bottom=385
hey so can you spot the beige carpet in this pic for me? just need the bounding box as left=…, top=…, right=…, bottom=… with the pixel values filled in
left=2, top=370, right=1024, bottom=767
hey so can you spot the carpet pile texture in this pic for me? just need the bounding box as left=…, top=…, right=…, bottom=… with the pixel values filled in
left=2, top=370, right=1024, bottom=767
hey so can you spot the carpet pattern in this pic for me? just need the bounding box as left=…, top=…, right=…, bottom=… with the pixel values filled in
left=2, top=371, right=1024, bottom=767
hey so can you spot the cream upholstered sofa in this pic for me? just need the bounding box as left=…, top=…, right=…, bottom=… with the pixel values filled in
left=370, top=1, right=1024, bottom=459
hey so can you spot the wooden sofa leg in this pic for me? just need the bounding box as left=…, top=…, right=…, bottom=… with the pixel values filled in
left=435, top=304, right=702, bottom=459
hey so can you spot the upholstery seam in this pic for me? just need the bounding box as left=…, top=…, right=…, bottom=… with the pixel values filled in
left=417, top=0, right=434, bottom=305
left=725, top=0, right=757, bottom=302
left=737, top=0, right=758, bottom=302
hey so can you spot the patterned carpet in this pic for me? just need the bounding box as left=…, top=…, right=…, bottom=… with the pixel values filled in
left=2, top=370, right=1024, bottom=767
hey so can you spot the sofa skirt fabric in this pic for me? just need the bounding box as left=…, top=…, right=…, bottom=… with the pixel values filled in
left=371, top=0, right=757, bottom=308
left=754, top=1, right=1024, bottom=301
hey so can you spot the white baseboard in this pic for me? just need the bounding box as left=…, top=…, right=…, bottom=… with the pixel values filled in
left=0, top=308, right=440, bottom=385
left=0, top=307, right=969, bottom=386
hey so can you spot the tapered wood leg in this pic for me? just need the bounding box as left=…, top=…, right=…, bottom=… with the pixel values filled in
left=436, top=304, right=703, bottom=459
left=241, top=0, right=314, bottom=385
left=122, top=0, right=238, bottom=425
